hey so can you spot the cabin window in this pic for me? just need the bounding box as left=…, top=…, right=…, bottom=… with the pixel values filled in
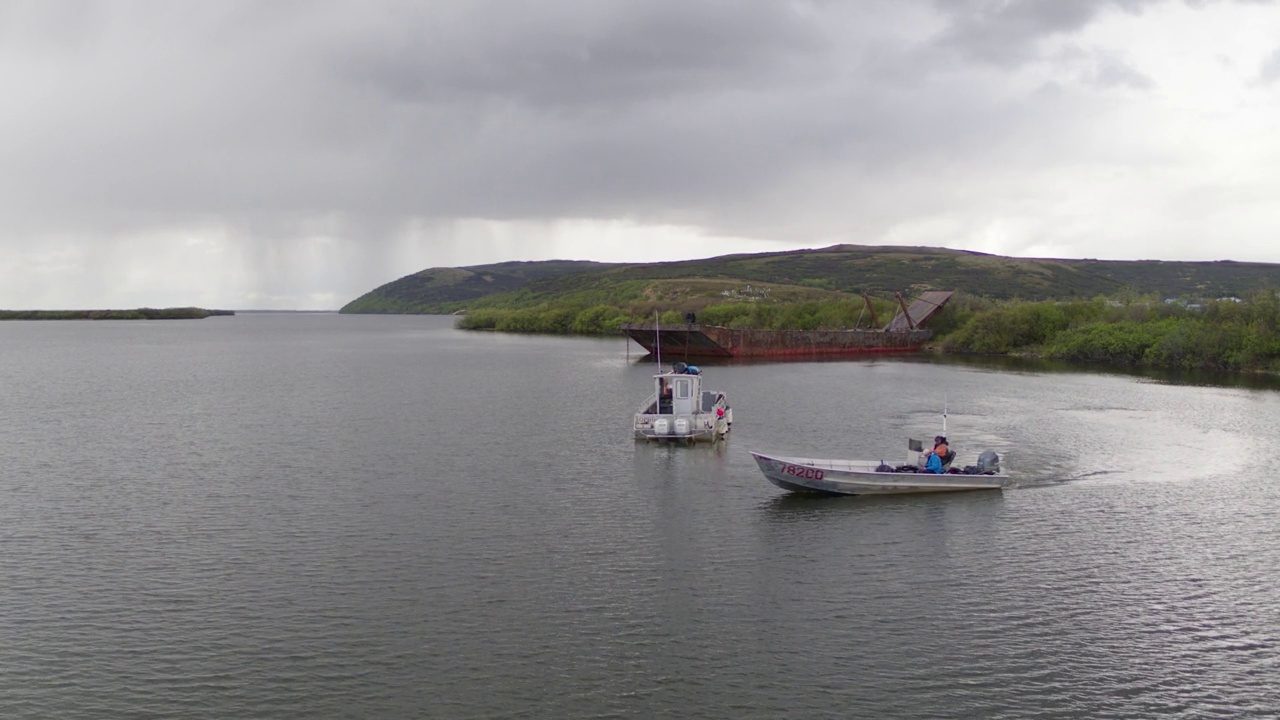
left=675, top=378, right=692, bottom=399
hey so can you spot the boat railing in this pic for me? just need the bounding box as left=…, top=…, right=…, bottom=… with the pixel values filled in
left=637, top=393, right=658, bottom=414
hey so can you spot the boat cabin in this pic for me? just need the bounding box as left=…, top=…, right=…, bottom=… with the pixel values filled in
left=655, top=369, right=705, bottom=416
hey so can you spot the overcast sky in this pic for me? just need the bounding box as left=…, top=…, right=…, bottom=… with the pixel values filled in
left=2, top=0, right=1278, bottom=309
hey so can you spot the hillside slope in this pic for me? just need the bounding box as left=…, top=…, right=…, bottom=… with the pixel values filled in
left=339, top=260, right=616, bottom=314
left=340, top=245, right=1280, bottom=314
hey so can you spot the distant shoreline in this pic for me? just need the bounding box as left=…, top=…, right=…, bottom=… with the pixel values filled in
left=0, top=308, right=235, bottom=320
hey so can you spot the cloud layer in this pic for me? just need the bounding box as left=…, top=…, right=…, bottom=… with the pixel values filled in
left=1, top=0, right=1278, bottom=308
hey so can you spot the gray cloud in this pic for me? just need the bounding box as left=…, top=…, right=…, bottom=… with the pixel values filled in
left=0, top=0, right=1277, bottom=308
left=339, top=1, right=821, bottom=107
left=927, top=0, right=1158, bottom=66
left=1258, top=47, right=1280, bottom=83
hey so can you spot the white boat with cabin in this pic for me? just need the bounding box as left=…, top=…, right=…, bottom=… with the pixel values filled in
left=751, top=439, right=1007, bottom=495
left=634, top=362, right=732, bottom=443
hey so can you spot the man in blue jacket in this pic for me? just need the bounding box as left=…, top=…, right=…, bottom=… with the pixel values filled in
left=924, top=436, right=949, bottom=473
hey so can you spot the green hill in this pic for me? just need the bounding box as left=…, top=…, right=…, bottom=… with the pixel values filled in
left=339, top=260, right=615, bottom=314
left=341, top=245, right=1280, bottom=315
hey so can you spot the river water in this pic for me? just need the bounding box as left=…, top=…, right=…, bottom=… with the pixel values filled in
left=1, top=314, right=1276, bottom=719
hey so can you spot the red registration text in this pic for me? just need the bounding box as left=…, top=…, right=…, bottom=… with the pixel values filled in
left=780, top=463, right=824, bottom=481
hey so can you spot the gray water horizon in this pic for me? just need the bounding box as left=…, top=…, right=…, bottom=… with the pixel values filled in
left=2, top=314, right=1276, bottom=718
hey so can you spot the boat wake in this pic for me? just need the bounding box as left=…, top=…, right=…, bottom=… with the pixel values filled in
left=1013, top=469, right=1123, bottom=488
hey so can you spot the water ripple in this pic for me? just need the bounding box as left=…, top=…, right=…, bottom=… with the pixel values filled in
left=0, top=316, right=1276, bottom=718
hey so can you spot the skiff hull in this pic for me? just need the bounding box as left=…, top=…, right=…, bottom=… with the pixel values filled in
left=751, top=451, right=1007, bottom=496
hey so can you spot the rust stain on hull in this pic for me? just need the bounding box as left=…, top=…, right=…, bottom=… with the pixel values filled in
left=621, top=324, right=934, bottom=359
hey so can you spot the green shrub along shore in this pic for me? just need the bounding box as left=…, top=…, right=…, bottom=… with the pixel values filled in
left=0, top=308, right=234, bottom=320
left=456, top=291, right=1280, bottom=373
left=943, top=292, right=1280, bottom=372
left=457, top=293, right=911, bottom=336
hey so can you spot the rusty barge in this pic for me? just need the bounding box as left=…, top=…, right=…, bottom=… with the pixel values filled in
left=621, top=291, right=952, bottom=359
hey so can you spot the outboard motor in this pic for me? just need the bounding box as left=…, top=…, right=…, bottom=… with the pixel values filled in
left=977, top=450, right=1000, bottom=474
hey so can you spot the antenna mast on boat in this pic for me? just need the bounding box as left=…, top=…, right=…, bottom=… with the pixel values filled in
left=654, top=310, right=661, bottom=368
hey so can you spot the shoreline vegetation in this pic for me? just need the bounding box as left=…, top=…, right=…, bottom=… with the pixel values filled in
left=456, top=291, right=1280, bottom=374
left=337, top=245, right=1280, bottom=375
left=0, top=307, right=234, bottom=320
left=938, top=293, right=1280, bottom=374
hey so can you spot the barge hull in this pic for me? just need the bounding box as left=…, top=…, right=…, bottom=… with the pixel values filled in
left=621, top=325, right=934, bottom=359
left=623, top=291, right=953, bottom=359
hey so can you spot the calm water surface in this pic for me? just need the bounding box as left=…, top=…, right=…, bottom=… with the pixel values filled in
left=1, top=314, right=1276, bottom=719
